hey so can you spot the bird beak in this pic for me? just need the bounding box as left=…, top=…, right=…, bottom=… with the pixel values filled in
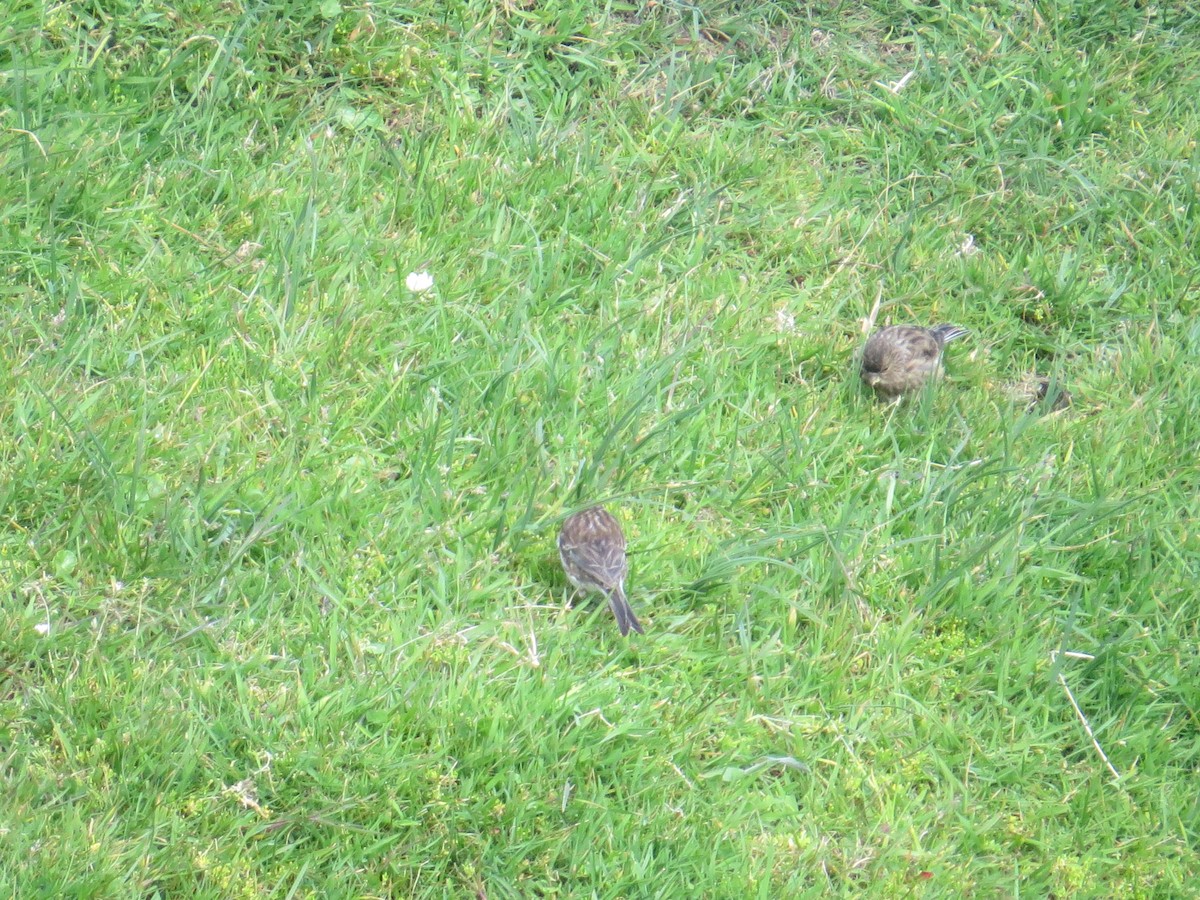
left=863, top=373, right=880, bottom=386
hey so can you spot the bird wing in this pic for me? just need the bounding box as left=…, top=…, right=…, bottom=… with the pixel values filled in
left=899, top=328, right=940, bottom=359
left=562, top=538, right=627, bottom=588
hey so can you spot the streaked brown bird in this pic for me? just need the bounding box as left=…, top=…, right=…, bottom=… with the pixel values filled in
left=860, top=323, right=968, bottom=399
left=558, top=505, right=644, bottom=636
left=1031, top=377, right=1072, bottom=413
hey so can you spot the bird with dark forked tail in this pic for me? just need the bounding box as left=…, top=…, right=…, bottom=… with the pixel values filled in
left=860, top=323, right=968, bottom=399
left=558, top=506, right=644, bottom=636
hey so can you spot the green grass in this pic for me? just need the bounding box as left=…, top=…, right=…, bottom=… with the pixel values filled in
left=3, top=0, right=1199, bottom=895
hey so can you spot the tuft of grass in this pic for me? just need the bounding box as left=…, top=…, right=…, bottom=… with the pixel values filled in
left=3, top=0, right=1199, bottom=895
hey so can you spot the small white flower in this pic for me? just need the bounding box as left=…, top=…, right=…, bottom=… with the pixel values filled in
left=406, top=270, right=434, bottom=292
left=34, top=622, right=51, bottom=635
left=957, top=234, right=978, bottom=257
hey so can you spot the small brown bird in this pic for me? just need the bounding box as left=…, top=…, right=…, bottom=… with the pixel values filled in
left=860, top=323, right=968, bottom=399
left=558, top=506, right=644, bottom=636
left=1030, top=377, right=1072, bottom=413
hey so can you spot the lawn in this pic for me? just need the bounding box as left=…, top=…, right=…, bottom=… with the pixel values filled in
left=2, top=0, right=1199, bottom=896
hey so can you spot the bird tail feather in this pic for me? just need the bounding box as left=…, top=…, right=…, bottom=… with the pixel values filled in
left=931, top=324, right=968, bottom=343
left=609, top=585, right=644, bottom=636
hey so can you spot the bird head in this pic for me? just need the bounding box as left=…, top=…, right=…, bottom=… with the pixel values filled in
left=860, top=353, right=894, bottom=387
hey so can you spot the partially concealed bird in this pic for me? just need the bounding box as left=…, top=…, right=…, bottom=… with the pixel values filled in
left=860, top=323, right=968, bottom=399
left=1030, top=377, right=1072, bottom=413
left=558, top=505, right=644, bottom=636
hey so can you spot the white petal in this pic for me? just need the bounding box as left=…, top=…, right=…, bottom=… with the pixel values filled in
left=406, top=270, right=434, bottom=292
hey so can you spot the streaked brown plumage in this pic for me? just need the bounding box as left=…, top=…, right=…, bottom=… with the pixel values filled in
left=860, top=323, right=968, bottom=398
left=557, top=506, right=644, bottom=636
left=1031, top=377, right=1072, bottom=413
